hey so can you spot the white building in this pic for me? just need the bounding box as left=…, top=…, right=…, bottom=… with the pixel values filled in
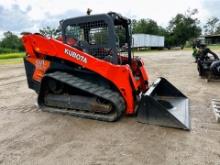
left=132, top=34, right=164, bottom=48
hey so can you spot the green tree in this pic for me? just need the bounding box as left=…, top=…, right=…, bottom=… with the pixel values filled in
left=215, top=24, right=220, bottom=34
left=157, top=26, right=167, bottom=36
left=204, top=17, right=219, bottom=35
left=132, top=19, right=160, bottom=35
left=39, top=26, right=59, bottom=38
left=131, top=19, right=137, bottom=33
left=0, top=31, right=23, bottom=51
left=167, top=9, right=201, bottom=48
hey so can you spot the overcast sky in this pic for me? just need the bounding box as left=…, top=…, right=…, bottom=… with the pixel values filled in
left=0, top=0, right=219, bottom=37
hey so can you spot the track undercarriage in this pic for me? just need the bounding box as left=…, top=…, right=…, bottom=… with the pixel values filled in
left=38, top=71, right=126, bottom=122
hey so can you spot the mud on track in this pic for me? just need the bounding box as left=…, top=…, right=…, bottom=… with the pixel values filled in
left=0, top=50, right=220, bottom=165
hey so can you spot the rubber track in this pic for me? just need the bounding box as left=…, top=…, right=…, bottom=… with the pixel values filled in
left=38, top=71, right=126, bottom=122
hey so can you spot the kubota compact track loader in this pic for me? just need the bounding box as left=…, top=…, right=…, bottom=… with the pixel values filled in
left=22, top=12, right=190, bottom=130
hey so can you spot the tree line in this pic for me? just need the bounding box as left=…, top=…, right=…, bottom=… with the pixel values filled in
left=0, top=31, right=24, bottom=53
left=0, top=8, right=220, bottom=53
left=132, top=9, right=201, bottom=49
left=203, top=17, right=220, bottom=35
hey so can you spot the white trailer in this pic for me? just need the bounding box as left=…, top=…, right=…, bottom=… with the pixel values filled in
left=132, top=34, right=164, bottom=48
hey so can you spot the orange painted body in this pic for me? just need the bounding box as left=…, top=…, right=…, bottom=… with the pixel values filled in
left=22, top=34, right=149, bottom=115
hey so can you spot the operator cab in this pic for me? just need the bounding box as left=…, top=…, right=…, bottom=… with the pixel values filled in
left=60, top=12, right=132, bottom=64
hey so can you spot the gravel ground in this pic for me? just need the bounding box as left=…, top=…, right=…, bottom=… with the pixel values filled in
left=0, top=50, right=220, bottom=165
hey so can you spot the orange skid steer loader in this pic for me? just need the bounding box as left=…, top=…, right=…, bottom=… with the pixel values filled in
left=22, top=12, right=190, bottom=130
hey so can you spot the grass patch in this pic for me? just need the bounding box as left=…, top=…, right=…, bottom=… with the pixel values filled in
left=0, top=52, right=25, bottom=65
left=207, top=44, right=220, bottom=51
left=0, top=52, right=25, bottom=60
left=0, top=58, right=24, bottom=65
left=184, top=44, right=220, bottom=51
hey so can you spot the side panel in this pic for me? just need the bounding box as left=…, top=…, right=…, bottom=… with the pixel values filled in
left=24, top=57, right=51, bottom=82
left=23, top=58, right=40, bottom=93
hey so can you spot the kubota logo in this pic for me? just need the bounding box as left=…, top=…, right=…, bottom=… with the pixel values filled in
left=64, top=48, right=87, bottom=63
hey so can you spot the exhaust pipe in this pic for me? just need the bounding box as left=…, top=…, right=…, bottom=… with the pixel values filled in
left=137, top=78, right=190, bottom=130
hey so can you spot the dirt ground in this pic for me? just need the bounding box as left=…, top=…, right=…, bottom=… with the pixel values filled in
left=0, top=50, right=220, bottom=165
